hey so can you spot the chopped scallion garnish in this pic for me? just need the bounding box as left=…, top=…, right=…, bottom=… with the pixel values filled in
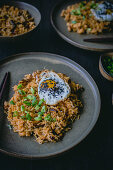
left=44, top=114, right=52, bottom=121
left=10, top=100, right=15, bottom=105
left=23, top=101, right=31, bottom=106
left=38, top=112, right=44, bottom=116
left=21, top=105, right=25, bottom=111
left=17, top=84, right=22, bottom=89
left=21, top=116, right=25, bottom=119
left=26, top=113, right=32, bottom=120
left=35, top=105, right=40, bottom=111
left=53, top=118, right=56, bottom=122
left=41, top=105, right=46, bottom=113
left=83, top=16, right=85, bottom=20
left=34, top=115, right=42, bottom=121
left=32, top=97, right=38, bottom=106
left=31, top=87, right=35, bottom=94
left=38, top=98, right=44, bottom=106
left=87, top=28, right=91, bottom=32
left=13, top=111, right=18, bottom=117
left=72, top=21, right=77, bottom=24
left=18, top=90, right=26, bottom=95
left=27, top=95, right=35, bottom=100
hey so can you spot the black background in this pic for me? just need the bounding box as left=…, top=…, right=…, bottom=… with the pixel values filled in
left=0, top=0, right=113, bottom=169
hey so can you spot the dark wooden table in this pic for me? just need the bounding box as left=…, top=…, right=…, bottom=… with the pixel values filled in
left=0, top=0, right=113, bottom=169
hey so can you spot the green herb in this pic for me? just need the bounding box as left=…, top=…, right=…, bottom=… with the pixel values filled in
left=72, top=21, right=77, bottom=24
left=76, top=9, right=81, bottom=15
left=80, top=2, right=86, bottom=8
left=83, top=16, right=85, bottom=20
left=90, top=2, right=98, bottom=9
left=103, top=56, right=113, bottom=77
left=87, top=28, right=92, bottom=32
left=25, top=111, right=29, bottom=114
left=34, top=115, right=42, bottom=121
left=26, top=113, right=32, bottom=121
left=21, top=116, right=25, bottom=119
left=23, top=101, right=31, bottom=106
left=13, top=111, right=18, bottom=117
left=21, top=105, right=25, bottom=111
left=35, top=105, right=40, bottom=111
left=23, top=97, right=28, bottom=101
left=41, top=106, right=46, bottom=113
left=17, top=84, right=22, bottom=89
left=71, top=9, right=76, bottom=15
left=10, top=100, right=15, bottom=105
left=18, top=90, right=26, bottom=95
left=53, top=118, right=56, bottom=122
left=71, top=9, right=81, bottom=15
left=38, top=98, right=44, bottom=106
left=31, top=87, right=35, bottom=94
left=44, top=114, right=52, bottom=121
left=32, top=97, right=38, bottom=106
left=27, top=95, right=35, bottom=100
left=38, top=112, right=44, bottom=116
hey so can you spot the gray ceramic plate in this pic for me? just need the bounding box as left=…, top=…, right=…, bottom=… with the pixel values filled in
left=51, top=0, right=113, bottom=51
left=0, top=52, right=101, bottom=159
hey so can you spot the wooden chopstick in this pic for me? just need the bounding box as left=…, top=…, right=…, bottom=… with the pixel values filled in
left=84, top=37, right=113, bottom=43
left=0, top=72, right=9, bottom=101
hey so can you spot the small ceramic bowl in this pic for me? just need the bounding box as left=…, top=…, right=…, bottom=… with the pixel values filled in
left=0, top=1, right=41, bottom=42
left=99, top=52, right=113, bottom=81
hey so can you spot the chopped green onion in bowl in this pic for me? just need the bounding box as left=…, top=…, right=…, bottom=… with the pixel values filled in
left=103, top=56, right=113, bottom=77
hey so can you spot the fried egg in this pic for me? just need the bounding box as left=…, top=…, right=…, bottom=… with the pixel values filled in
left=91, top=1, right=113, bottom=21
left=38, top=71, right=70, bottom=105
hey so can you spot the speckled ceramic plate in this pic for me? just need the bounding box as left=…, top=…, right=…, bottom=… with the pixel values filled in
left=0, top=52, right=101, bottom=159
left=51, top=0, right=113, bottom=51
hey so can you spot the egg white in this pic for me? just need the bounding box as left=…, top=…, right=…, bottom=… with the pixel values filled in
left=91, top=1, right=113, bottom=21
left=38, top=71, right=70, bottom=105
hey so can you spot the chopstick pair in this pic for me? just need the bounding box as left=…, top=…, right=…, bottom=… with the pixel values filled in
left=84, top=37, right=113, bottom=43
left=0, top=72, right=9, bottom=102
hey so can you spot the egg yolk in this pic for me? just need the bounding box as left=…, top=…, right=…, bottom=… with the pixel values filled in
left=40, top=80, right=56, bottom=89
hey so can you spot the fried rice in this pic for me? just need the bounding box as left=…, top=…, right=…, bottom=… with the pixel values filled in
left=61, top=1, right=113, bottom=34
left=4, top=70, right=83, bottom=144
left=0, top=5, right=36, bottom=36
